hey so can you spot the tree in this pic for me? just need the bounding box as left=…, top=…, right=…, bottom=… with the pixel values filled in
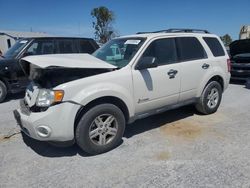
left=91, top=6, right=115, bottom=44
left=220, top=34, right=233, bottom=46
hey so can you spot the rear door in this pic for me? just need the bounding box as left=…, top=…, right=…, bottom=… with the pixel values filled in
left=176, top=37, right=209, bottom=101
left=132, top=37, right=181, bottom=114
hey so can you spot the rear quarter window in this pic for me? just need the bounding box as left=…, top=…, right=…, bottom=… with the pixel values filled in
left=203, top=37, right=225, bottom=57
left=176, top=37, right=207, bottom=62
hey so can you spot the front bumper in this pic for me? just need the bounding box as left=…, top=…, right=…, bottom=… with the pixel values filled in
left=14, top=100, right=81, bottom=142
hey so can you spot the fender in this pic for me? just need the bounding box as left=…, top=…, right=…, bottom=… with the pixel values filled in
left=196, top=65, right=228, bottom=97
left=68, top=82, right=135, bottom=118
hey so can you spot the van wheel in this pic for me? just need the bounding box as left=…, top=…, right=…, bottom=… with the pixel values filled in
left=0, top=80, right=7, bottom=103
left=195, top=81, right=222, bottom=115
left=76, top=104, right=125, bottom=155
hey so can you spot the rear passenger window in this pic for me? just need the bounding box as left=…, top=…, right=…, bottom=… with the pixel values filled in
left=176, top=37, right=207, bottom=61
left=57, top=40, right=76, bottom=53
left=203, top=37, right=225, bottom=57
left=79, top=40, right=96, bottom=53
left=142, top=38, right=177, bottom=65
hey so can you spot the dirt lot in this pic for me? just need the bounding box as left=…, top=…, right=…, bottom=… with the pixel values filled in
left=0, top=83, right=250, bottom=188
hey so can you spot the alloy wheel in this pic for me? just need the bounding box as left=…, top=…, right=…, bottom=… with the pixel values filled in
left=89, top=114, right=118, bottom=146
left=207, top=88, right=219, bottom=109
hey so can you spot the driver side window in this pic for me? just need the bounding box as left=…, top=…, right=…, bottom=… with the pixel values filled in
left=26, top=42, right=38, bottom=55
left=142, top=38, right=177, bottom=66
left=26, top=40, right=54, bottom=56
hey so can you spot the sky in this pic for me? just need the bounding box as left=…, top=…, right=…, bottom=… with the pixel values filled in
left=0, top=0, right=249, bottom=40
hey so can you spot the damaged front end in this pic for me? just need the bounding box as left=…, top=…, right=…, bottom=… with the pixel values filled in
left=19, top=54, right=117, bottom=111
left=14, top=53, right=118, bottom=142
left=24, top=62, right=112, bottom=88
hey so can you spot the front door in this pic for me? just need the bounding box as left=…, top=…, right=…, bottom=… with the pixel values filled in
left=132, top=37, right=181, bottom=114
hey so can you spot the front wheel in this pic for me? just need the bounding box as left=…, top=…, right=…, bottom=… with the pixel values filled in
left=195, top=81, right=222, bottom=115
left=0, top=80, right=7, bottom=103
left=75, top=103, right=125, bottom=155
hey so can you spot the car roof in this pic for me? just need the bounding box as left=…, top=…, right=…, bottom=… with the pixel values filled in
left=19, top=37, right=94, bottom=40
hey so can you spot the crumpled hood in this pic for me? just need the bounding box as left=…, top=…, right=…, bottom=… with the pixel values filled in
left=21, top=53, right=117, bottom=69
left=230, top=39, right=250, bottom=57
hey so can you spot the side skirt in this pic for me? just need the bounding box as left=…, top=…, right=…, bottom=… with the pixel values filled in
left=128, top=98, right=199, bottom=124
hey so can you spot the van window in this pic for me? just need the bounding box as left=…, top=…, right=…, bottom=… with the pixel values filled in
left=142, top=38, right=177, bottom=65
left=26, top=40, right=54, bottom=55
left=3, top=39, right=30, bottom=58
left=176, top=37, right=207, bottom=61
left=79, top=40, right=96, bottom=53
left=57, top=40, right=76, bottom=53
left=203, top=37, right=225, bottom=57
left=7, top=39, right=11, bottom=48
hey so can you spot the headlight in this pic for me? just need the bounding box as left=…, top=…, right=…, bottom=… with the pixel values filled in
left=36, top=89, right=64, bottom=107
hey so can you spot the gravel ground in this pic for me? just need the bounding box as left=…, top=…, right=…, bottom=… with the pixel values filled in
left=0, top=83, right=250, bottom=188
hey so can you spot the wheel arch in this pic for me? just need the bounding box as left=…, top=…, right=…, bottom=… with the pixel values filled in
left=206, top=75, right=224, bottom=91
left=74, top=96, right=130, bottom=131
left=0, top=77, right=9, bottom=90
left=197, top=74, right=225, bottom=98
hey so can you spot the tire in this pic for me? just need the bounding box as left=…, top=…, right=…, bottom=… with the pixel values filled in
left=0, top=80, right=7, bottom=103
left=195, top=81, right=222, bottom=115
left=76, top=103, right=125, bottom=155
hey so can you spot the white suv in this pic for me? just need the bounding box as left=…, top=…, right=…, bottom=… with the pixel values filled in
left=14, top=29, right=231, bottom=155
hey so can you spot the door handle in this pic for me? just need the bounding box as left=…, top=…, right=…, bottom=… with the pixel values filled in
left=167, top=69, right=178, bottom=79
left=202, top=63, right=210, bottom=69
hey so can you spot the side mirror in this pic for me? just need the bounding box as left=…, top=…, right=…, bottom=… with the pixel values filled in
left=136, top=56, right=158, bottom=70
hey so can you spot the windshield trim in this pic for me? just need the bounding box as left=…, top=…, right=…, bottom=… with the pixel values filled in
left=3, top=38, right=32, bottom=59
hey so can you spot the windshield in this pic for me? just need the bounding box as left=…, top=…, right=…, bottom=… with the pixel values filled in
left=93, top=37, right=145, bottom=68
left=3, top=39, right=30, bottom=58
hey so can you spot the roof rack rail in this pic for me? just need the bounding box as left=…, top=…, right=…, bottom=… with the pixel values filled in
left=136, top=31, right=154, bottom=34
left=136, top=28, right=210, bottom=34
left=158, top=28, right=210, bottom=33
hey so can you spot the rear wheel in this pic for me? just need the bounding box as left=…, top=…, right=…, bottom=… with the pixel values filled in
left=0, top=80, right=7, bottom=103
left=195, top=81, right=222, bottom=115
left=76, top=103, right=125, bottom=155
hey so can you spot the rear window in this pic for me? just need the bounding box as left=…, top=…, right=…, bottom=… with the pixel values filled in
left=203, top=37, right=225, bottom=57
left=79, top=40, right=96, bottom=53
left=176, top=37, right=207, bottom=61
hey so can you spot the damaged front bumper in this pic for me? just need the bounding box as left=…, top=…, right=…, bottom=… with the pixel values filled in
left=14, top=99, right=81, bottom=142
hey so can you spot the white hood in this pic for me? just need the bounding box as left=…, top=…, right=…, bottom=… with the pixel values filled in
left=21, top=54, right=117, bottom=69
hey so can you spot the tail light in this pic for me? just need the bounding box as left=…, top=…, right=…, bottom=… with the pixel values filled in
left=227, top=59, right=231, bottom=72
